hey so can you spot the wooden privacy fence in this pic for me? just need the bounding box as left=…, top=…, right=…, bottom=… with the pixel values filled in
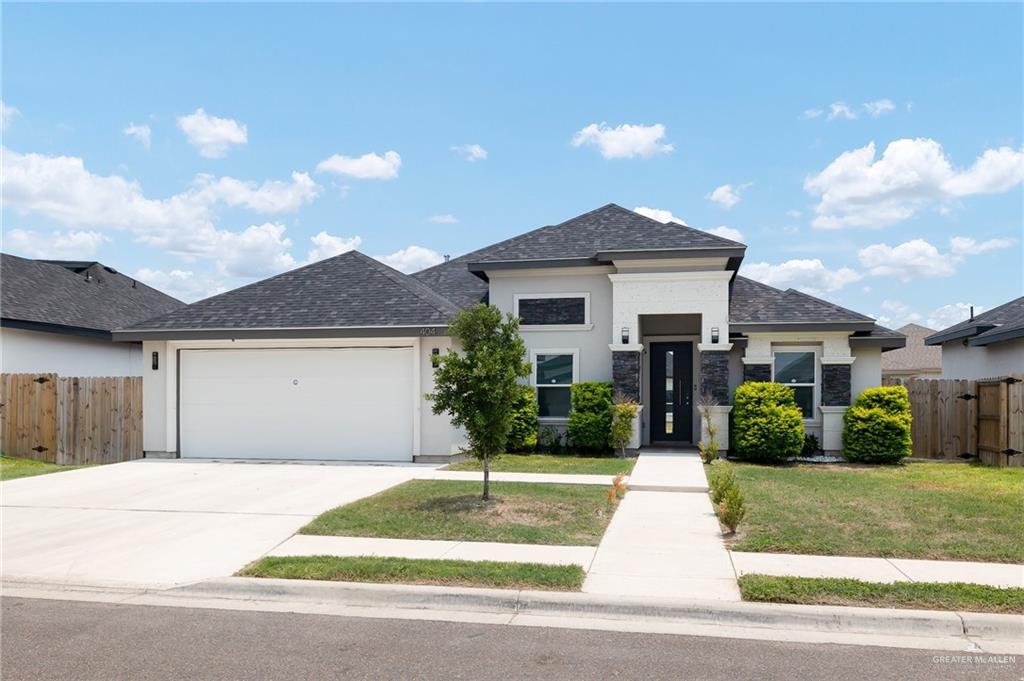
left=883, top=375, right=1023, bottom=467
left=0, top=373, right=143, bottom=465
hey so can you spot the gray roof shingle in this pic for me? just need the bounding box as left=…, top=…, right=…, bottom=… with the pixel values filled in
left=881, top=324, right=942, bottom=372
left=1, top=253, right=183, bottom=335
left=123, top=251, right=461, bottom=332
left=925, top=296, right=1024, bottom=346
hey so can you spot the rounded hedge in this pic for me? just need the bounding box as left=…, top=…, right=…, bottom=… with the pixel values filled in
left=505, top=386, right=539, bottom=452
left=567, top=381, right=613, bottom=453
left=842, top=386, right=911, bottom=464
left=732, top=382, right=805, bottom=461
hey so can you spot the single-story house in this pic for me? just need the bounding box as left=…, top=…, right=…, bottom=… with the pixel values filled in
left=925, top=296, right=1024, bottom=379
left=1, top=254, right=183, bottom=377
left=115, top=204, right=905, bottom=461
left=881, top=323, right=942, bottom=380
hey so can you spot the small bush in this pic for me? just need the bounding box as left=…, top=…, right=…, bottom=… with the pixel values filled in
left=732, top=382, right=805, bottom=461
left=709, top=463, right=737, bottom=506
left=506, top=386, right=539, bottom=452
left=697, top=394, right=721, bottom=464
left=718, top=484, right=747, bottom=534
left=843, top=386, right=912, bottom=464
left=567, top=382, right=613, bottom=453
left=609, top=394, right=639, bottom=457
left=801, top=433, right=820, bottom=458
left=537, top=425, right=567, bottom=455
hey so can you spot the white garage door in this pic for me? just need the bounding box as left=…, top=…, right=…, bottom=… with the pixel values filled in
left=179, top=347, right=414, bottom=461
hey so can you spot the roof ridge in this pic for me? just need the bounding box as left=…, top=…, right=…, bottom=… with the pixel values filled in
left=971, top=295, right=1024, bottom=325
left=349, top=252, right=461, bottom=317
left=615, top=203, right=746, bottom=247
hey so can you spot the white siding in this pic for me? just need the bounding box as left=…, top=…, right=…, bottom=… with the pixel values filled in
left=851, top=346, right=882, bottom=398
left=940, top=339, right=1024, bottom=379
left=0, top=327, right=142, bottom=376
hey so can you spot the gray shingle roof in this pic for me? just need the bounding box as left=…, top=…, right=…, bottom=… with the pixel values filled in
left=925, top=296, right=1024, bottom=346
left=122, top=251, right=461, bottom=332
left=412, top=252, right=489, bottom=309
left=729, top=276, right=875, bottom=324
left=1, top=253, right=183, bottom=335
left=467, top=203, right=744, bottom=265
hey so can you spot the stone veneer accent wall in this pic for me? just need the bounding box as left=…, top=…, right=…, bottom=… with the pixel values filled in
left=699, top=351, right=731, bottom=404
left=612, top=351, right=640, bottom=402
left=822, top=363, right=852, bottom=406
left=742, top=363, right=771, bottom=383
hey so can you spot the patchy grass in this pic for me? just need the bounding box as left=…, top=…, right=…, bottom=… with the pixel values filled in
left=0, top=456, right=87, bottom=481
left=238, top=555, right=584, bottom=591
left=739, top=574, right=1024, bottom=614
left=445, top=454, right=635, bottom=476
left=301, top=480, right=616, bottom=546
left=711, top=461, right=1024, bottom=563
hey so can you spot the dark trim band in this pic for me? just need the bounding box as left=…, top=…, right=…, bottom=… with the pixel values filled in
left=1, top=318, right=114, bottom=341
left=113, top=325, right=451, bottom=341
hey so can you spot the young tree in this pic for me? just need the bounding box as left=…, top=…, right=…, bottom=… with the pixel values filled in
left=427, top=304, right=531, bottom=501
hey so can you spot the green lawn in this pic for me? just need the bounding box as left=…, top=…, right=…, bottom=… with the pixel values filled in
left=710, top=461, right=1024, bottom=563
left=239, top=555, right=584, bottom=591
left=0, top=456, right=87, bottom=481
left=444, top=454, right=635, bottom=476
left=301, top=479, right=616, bottom=546
left=739, top=574, right=1024, bottom=614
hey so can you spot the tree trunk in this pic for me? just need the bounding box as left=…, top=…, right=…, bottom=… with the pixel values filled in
left=482, top=452, right=491, bottom=501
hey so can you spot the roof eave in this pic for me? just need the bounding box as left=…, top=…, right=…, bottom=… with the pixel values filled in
left=850, top=335, right=908, bottom=351
left=112, top=324, right=451, bottom=342
left=1, top=318, right=114, bottom=341
left=924, top=324, right=996, bottom=346
left=968, top=326, right=1024, bottom=347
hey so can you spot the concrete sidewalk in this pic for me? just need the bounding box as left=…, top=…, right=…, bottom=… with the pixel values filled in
left=731, top=552, right=1024, bottom=589
left=269, top=535, right=596, bottom=567
left=415, top=469, right=616, bottom=486
left=626, top=448, right=708, bottom=492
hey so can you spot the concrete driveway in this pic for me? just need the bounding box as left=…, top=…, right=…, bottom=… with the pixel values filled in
left=1, top=460, right=421, bottom=588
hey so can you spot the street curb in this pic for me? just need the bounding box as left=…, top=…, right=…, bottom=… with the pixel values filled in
left=173, top=577, right=1022, bottom=640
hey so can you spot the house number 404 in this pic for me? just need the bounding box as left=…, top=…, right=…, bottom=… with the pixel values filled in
left=420, top=327, right=438, bottom=336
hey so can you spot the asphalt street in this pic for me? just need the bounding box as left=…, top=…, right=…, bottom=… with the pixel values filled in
left=1, top=597, right=1016, bottom=681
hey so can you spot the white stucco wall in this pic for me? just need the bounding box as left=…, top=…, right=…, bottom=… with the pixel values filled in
left=610, top=270, right=731, bottom=347
left=142, top=340, right=168, bottom=452
left=851, top=346, right=882, bottom=398
left=940, top=339, right=1024, bottom=379
left=1, top=327, right=143, bottom=376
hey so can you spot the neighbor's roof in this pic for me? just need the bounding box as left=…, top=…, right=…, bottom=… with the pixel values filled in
left=116, top=251, right=461, bottom=340
left=1, top=253, right=183, bottom=338
left=925, top=296, right=1024, bottom=346
left=880, top=324, right=942, bottom=372
left=463, top=203, right=745, bottom=272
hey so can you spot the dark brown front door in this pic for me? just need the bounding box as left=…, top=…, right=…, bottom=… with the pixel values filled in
left=649, top=342, right=693, bottom=442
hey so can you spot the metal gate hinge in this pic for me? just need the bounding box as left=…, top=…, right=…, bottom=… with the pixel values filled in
left=1001, top=449, right=1021, bottom=457
left=31, top=445, right=48, bottom=453
left=33, top=376, right=50, bottom=384
left=957, top=393, right=977, bottom=401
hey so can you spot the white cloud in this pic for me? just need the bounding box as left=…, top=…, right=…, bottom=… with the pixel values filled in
left=3, top=229, right=108, bottom=259
left=429, top=214, right=458, bottom=224
left=804, top=139, right=1024, bottom=229
left=124, top=123, right=151, bottom=149
left=632, top=206, right=688, bottom=225
left=827, top=102, right=858, bottom=121
left=1, top=101, right=19, bottom=131
left=375, top=245, right=444, bottom=273
left=190, top=171, right=320, bottom=212
left=451, top=144, right=487, bottom=162
left=304, top=231, right=362, bottom=264
left=949, top=236, right=1016, bottom=255
left=133, top=268, right=227, bottom=303
left=874, top=299, right=924, bottom=328
left=857, top=239, right=956, bottom=280
left=742, top=259, right=862, bottom=296
left=786, top=209, right=802, bottom=219
left=863, top=99, right=895, bottom=118
left=316, top=151, right=401, bottom=180
left=571, top=122, right=673, bottom=159
left=800, top=108, right=824, bottom=120
left=706, top=226, right=744, bottom=242
left=927, top=303, right=985, bottom=330
left=212, top=222, right=296, bottom=278
left=177, top=108, right=248, bottom=158
left=707, top=183, right=744, bottom=209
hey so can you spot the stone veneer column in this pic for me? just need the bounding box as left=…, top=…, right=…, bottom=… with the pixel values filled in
left=612, top=350, right=641, bottom=403
left=822, top=363, right=852, bottom=406
left=697, top=344, right=733, bottom=455
left=820, top=357, right=855, bottom=454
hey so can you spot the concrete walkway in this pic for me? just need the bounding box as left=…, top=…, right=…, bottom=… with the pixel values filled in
left=269, top=535, right=596, bottom=567
left=415, top=469, right=616, bottom=486
left=584, top=449, right=740, bottom=601
left=731, top=552, right=1024, bottom=589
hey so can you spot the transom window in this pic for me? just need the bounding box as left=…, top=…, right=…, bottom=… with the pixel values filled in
left=514, top=293, right=589, bottom=327
left=773, top=350, right=817, bottom=419
left=533, top=350, right=578, bottom=419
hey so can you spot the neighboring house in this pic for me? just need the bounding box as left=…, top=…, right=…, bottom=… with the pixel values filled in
left=116, top=204, right=905, bottom=461
left=925, top=297, right=1024, bottom=379
left=1, top=254, right=184, bottom=377
left=880, top=323, right=943, bottom=380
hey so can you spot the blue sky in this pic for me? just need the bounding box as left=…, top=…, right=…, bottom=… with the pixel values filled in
left=2, top=3, right=1021, bottom=329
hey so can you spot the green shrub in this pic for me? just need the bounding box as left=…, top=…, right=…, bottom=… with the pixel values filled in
left=567, top=382, right=613, bottom=453
left=609, top=395, right=639, bottom=457
left=537, top=425, right=567, bottom=455
left=732, top=382, right=805, bottom=461
left=843, top=386, right=912, bottom=464
left=718, top=484, right=747, bottom=534
left=709, top=463, right=737, bottom=506
left=801, top=433, right=820, bottom=458
left=506, top=386, right=539, bottom=452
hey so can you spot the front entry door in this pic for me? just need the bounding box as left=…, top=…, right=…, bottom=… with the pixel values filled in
left=649, top=342, right=694, bottom=443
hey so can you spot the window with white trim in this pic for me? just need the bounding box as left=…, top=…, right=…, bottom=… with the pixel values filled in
left=532, top=350, right=578, bottom=419
left=514, top=293, right=590, bottom=327
left=772, top=349, right=818, bottom=419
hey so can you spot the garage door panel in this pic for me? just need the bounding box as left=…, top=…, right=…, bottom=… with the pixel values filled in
left=179, top=348, right=413, bottom=461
